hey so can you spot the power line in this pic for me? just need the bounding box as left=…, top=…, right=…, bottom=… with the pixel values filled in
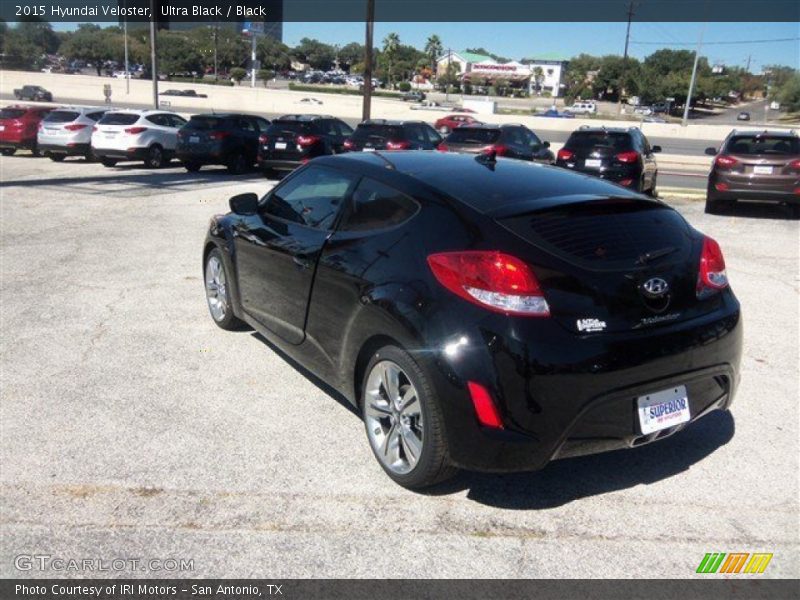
left=630, top=37, right=799, bottom=46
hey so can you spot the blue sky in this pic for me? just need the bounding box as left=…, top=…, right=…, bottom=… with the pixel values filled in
left=50, top=21, right=799, bottom=71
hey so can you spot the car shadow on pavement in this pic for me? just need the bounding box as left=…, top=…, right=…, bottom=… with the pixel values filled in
left=718, top=202, right=799, bottom=221
left=429, top=410, right=735, bottom=509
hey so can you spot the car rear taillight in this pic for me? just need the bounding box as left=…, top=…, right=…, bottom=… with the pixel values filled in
left=343, top=139, right=355, bottom=150
left=789, top=159, right=800, bottom=172
left=466, top=381, right=504, bottom=429
left=714, top=155, right=738, bottom=169
left=615, top=150, right=640, bottom=163
left=386, top=139, right=411, bottom=150
left=124, top=126, right=148, bottom=134
left=437, top=142, right=449, bottom=152
left=209, top=131, right=230, bottom=141
left=427, top=251, right=550, bottom=317
left=697, top=236, right=728, bottom=295
left=715, top=182, right=730, bottom=192
left=64, top=124, right=87, bottom=131
left=297, top=134, right=320, bottom=147
left=258, top=134, right=268, bottom=144
left=557, top=148, right=574, bottom=161
left=481, top=144, right=509, bottom=156
left=92, top=126, right=98, bottom=132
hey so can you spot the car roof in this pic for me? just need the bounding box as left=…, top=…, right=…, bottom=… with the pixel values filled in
left=50, top=105, right=106, bottom=112
left=190, top=112, right=261, bottom=118
left=312, top=151, right=643, bottom=215
left=728, top=129, right=797, bottom=138
left=358, top=119, right=427, bottom=126
left=274, top=114, right=335, bottom=121
left=573, top=126, right=635, bottom=134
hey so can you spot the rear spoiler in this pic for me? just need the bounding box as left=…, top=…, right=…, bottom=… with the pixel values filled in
left=485, top=194, right=664, bottom=219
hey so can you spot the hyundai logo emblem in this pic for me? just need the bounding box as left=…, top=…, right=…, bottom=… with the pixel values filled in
left=642, top=277, right=670, bottom=298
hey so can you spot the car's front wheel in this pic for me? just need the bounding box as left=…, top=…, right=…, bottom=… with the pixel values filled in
left=49, top=153, right=66, bottom=162
left=204, top=248, right=245, bottom=330
left=145, top=145, right=165, bottom=168
left=362, top=346, right=457, bottom=489
left=1, top=148, right=15, bottom=156
left=100, top=158, right=118, bottom=167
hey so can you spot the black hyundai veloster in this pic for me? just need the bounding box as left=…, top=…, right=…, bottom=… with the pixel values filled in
left=203, top=151, right=742, bottom=489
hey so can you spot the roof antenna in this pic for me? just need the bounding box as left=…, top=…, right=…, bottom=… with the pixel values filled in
left=371, top=151, right=396, bottom=170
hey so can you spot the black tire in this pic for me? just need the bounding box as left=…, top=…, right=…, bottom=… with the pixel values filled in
left=145, top=145, right=165, bottom=169
left=227, top=152, right=248, bottom=175
left=646, top=174, right=658, bottom=197
left=789, top=204, right=800, bottom=220
left=49, top=154, right=66, bottom=162
left=361, top=345, right=458, bottom=489
left=1, top=148, right=15, bottom=156
left=184, top=161, right=202, bottom=172
left=204, top=248, right=246, bottom=331
left=100, top=158, right=118, bottom=167
left=262, top=168, right=278, bottom=179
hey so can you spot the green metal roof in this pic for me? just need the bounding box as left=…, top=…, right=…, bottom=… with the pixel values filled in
left=458, top=51, right=495, bottom=64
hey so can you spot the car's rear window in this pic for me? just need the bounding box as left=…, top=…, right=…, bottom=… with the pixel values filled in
left=98, top=113, right=139, bottom=126
left=185, top=116, right=225, bottom=130
left=566, top=132, right=632, bottom=151
left=352, top=124, right=403, bottom=141
left=0, top=108, right=27, bottom=120
left=445, top=128, right=501, bottom=144
left=43, top=111, right=80, bottom=123
left=726, top=135, right=799, bottom=155
left=267, top=121, right=313, bottom=135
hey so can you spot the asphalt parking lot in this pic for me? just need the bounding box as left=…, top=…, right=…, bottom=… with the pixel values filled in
left=0, top=155, right=798, bottom=578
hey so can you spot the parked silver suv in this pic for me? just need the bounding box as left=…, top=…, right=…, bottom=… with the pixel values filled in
left=37, top=106, right=107, bottom=162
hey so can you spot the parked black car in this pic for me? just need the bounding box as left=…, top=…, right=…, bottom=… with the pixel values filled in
left=13, top=85, right=53, bottom=102
left=343, top=120, right=442, bottom=152
left=401, top=91, right=426, bottom=102
left=556, top=126, right=661, bottom=195
left=438, top=123, right=554, bottom=163
left=257, top=114, right=354, bottom=176
left=176, top=113, right=270, bottom=174
left=202, top=151, right=742, bottom=489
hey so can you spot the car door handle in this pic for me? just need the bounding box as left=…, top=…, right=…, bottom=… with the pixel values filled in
left=293, top=255, right=312, bottom=270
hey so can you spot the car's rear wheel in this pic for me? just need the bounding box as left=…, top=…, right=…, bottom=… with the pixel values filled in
left=100, top=158, right=118, bottom=167
left=204, top=248, right=244, bottom=330
left=49, top=154, right=66, bottom=162
left=705, top=185, right=734, bottom=214
left=362, top=346, right=457, bottom=489
left=227, top=152, right=248, bottom=175
left=30, top=142, right=41, bottom=157
left=647, top=174, right=658, bottom=197
left=1, top=148, right=15, bottom=156
left=184, top=161, right=202, bottom=172
left=145, top=145, right=165, bottom=169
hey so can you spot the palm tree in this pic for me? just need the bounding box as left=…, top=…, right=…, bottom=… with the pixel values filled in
left=382, top=32, right=400, bottom=87
left=424, top=34, right=443, bottom=77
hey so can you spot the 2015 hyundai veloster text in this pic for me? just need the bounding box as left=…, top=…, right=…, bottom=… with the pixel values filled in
left=202, top=151, right=742, bottom=489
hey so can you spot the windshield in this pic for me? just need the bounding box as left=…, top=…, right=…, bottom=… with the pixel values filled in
left=185, top=116, right=225, bottom=130
left=0, top=108, right=27, bottom=120
left=726, top=136, right=799, bottom=155
left=98, top=113, right=139, bottom=126
left=446, top=128, right=501, bottom=144
left=352, top=124, right=403, bottom=141
left=267, top=121, right=313, bottom=135
left=44, top=111, right=80, bottom=123
left=566, top=131, right=632, bottom=151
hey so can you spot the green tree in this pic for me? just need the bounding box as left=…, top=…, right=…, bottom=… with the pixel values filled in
left=157, top=32, right=203, bottom=76
left=258, top=69, right=275, bottom=86
left=338, top=42, right=365, bottom=71
left=256, top=35, right=291, bottom=71
left=291, top=38, right=335, bottom=70
left=776, top=73, right=800, bottom=111
left=230, top=67, right=247, bottom=84
left=60, top=24, right=116, bottom=75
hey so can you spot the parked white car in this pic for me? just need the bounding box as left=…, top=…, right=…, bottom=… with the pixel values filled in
left=91, top=109, right=187, bottom=168
left=37, top=106, right=108, bottom=162
left=568, top=101, right=598, bottom=115
left=112, top=71, right=131, bottom=79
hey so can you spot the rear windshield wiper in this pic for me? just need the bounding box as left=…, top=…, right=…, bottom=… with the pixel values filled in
left=636, top=246, right=676, bottom=265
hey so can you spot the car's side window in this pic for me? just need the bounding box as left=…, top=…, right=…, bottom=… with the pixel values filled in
left=170, top=115, right=188, bottom=128
left=336, top=120, right=354, bottom=137
left=254, top=117, right=270, bottom=132
left=264, top=166, right=356, bottom=231
left=340, top=177, right=420, bottom=232
left=422, top=124, right=442, bottom=145
left=146, top=114, right=167, bottom=127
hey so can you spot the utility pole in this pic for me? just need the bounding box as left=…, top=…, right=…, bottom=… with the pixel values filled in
left=617, top=0, right=635, bottom=115
left=745, top=54, right=751, bottom=73
left=362, top=0, right=375, bottom=121
left=149, top=0, right=158, bottom=109
left=250, top=33, right=257, bottom=88
left=682, top=22, right=706, bottom=127
left=123, top=0, right=129, bottom=94
left=446, top=47, right=451, bottom=103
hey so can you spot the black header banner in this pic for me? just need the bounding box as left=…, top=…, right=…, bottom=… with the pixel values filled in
left=1, top=0, right=799, bottom=23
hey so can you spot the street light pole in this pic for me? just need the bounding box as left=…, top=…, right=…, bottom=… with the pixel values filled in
left=362, top=0, right=375, bottom=121
left=682, top=22, right=706, bottom=127
left=617, top=1, right=635, bottom=115
left=149, top=0, right=158, bottom=109
left=123, top=0, right=129, bottom=94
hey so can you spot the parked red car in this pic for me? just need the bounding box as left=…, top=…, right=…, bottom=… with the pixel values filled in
left=434, top=114, right=482, bottom=134
left=0, top=105, right=52, bottom=156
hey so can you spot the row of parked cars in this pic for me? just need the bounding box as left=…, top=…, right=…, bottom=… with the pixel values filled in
left=2, top=103, right=798, bottom=214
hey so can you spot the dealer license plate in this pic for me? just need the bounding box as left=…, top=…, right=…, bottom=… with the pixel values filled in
left=275, top=142, right=287, bottom=149
left=363, top=147, right=376, bottom=152
left=189, top=136, right=199, bottom=143
left=637, top=385, right=690, bottom=434
left=753, top=166, right=773, bottom=175
left=584, top=158, right=602, bottom=168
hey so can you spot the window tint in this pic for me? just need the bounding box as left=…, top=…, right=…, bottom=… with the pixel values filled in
left=504, top=127, right=526, bottom=146
left=0, top=108, right=27, bottom=119
left=254, top=117, right=270, bottom=132
left=352, top=124, right=403, bottom=141
left=404, top=124, right=427, bottom=144
left=341, top=178, right=419, bottom=232
left=268, top=120, right=312, bottom=135
left=43, top=111, right=80, bottom=123
left=236, top=117, right=256, bottom=132
left=186, top=116, right=223, bottom=130
left=317, top=119, right=339, bottom=136
left=445, top=128, right=501, bottom=144
left=422, top=123, right=442, bottom=144
left=145, top=114, right=168, bottom=126
left=726, top=135, right=799, bottom=155
left=86, top=111, right=106, bottom=122
left=264, top=166, right=355, bottom=230
left=336, top=120, right=354, bottom=136
left=566, top=131, right=632, bottom=151
left=99, top=113, right=139, bottom=126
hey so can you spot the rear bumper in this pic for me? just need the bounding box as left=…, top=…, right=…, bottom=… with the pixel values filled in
left=556, top=162, right=642, bottom=188
left=39, top=142, right=90, bottom=156
left=258, top=157, right=303, bottom=171
left=709, top=175, right=800, bottom=203
left=0, top=138, right=35, bottom=150
left=93, top=147, right=148, bottom=160
left=427, top=296, right=742, bottom=472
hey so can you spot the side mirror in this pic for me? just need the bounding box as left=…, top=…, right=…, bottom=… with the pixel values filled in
left=229, top=192, right=259, bottom=216
left=651, top=145, right=661, bottom=153
left=542, top=141, right=551, bottom=148
left=705, top=147, right=718, bottom=156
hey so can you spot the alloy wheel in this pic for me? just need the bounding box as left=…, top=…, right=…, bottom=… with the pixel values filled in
left=364, top=360, right=424, bottom=475
left=205, top=255, right=228, bottom=322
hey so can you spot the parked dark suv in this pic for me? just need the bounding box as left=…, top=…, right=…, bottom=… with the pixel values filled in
left=343, top=120, right=442, bottom=152
left=556, top=126, right=661, bottom=195
left=438, top=123, right=554, bottom=163
left=705, top=129, right=800, bottom=216
left=176, top=113, right=270, bottom=174
left=257, top=114, right=354, bottom=177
